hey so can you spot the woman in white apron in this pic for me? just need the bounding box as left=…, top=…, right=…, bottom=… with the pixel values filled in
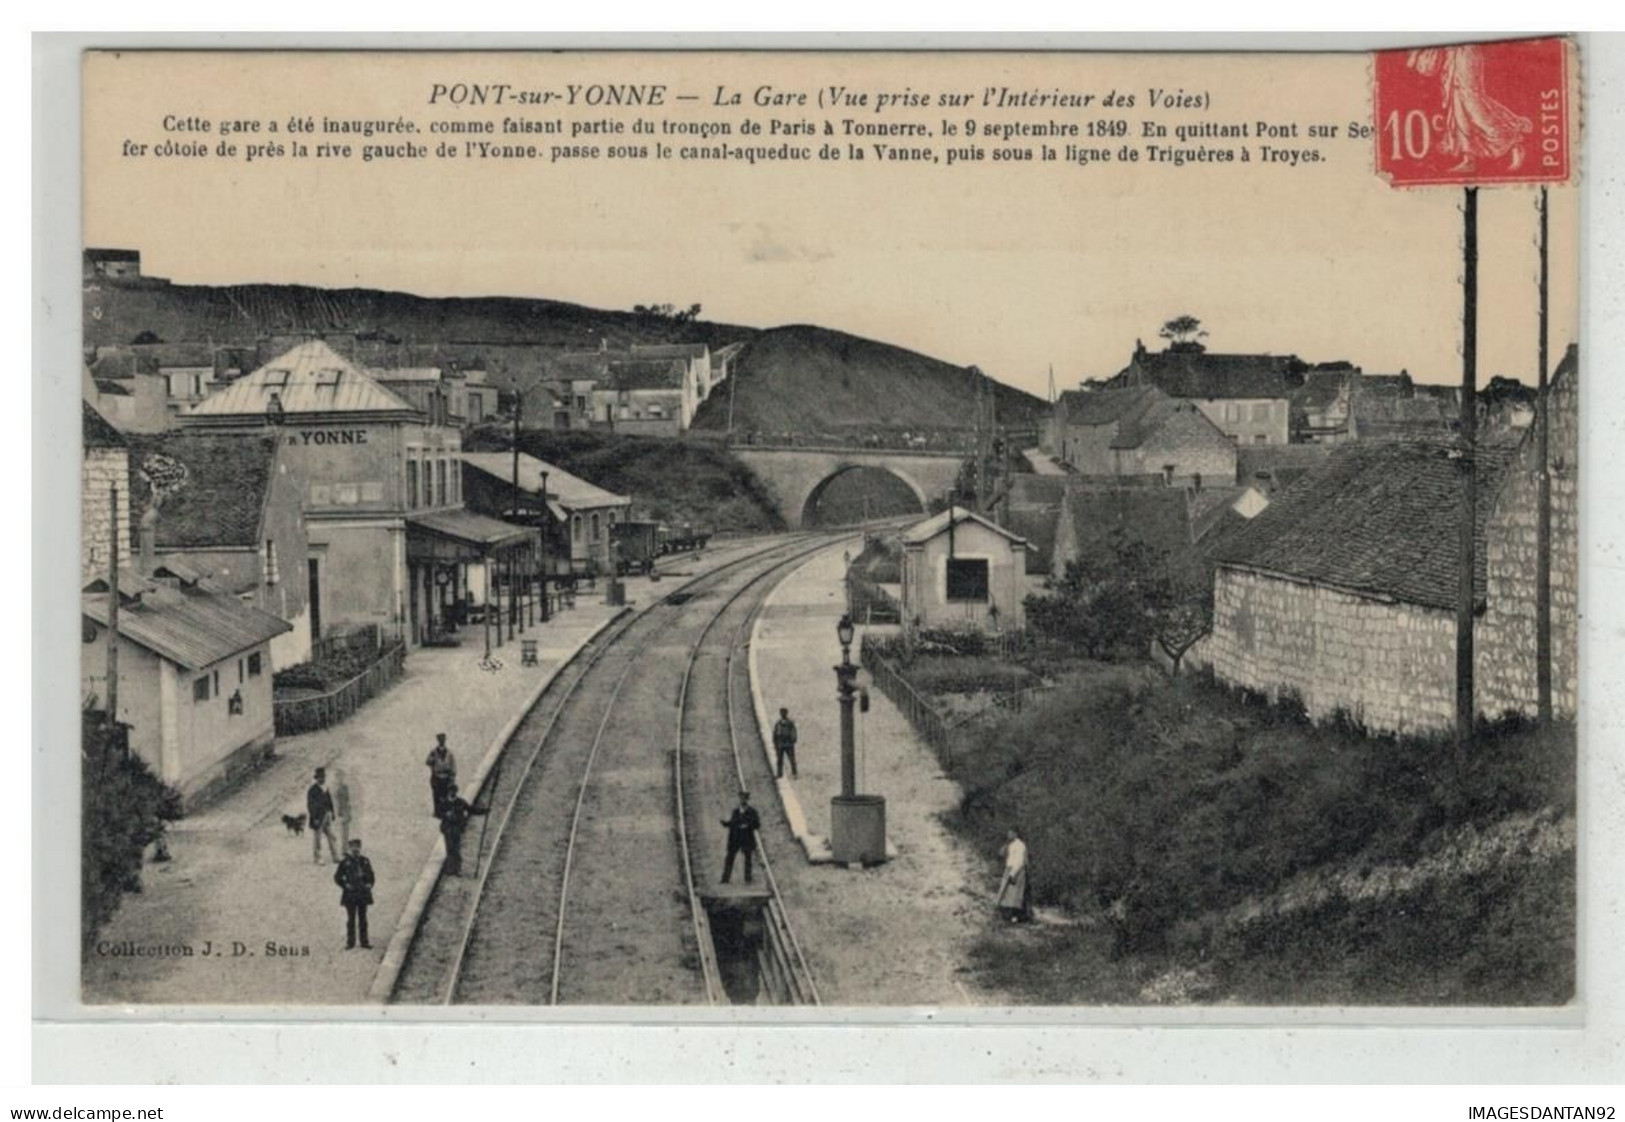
left=996, top=828, right=1032, bottom=924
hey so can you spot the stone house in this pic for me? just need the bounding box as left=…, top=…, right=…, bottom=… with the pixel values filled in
left=1107, top=340, right=1305, bottom=446
left=1053, top=384, right=1237, bottom=486
left=1291, top=369, right=1356, bottom=443
left=81, top=402, right=132, bottom=585
left=900, top=506, right=1030, bottom=635
left=1191, top=424, right=1557, bottom=736
left=1476, top=346, right=1579, bottom=720
left=126, top=431, right=313, bottom=669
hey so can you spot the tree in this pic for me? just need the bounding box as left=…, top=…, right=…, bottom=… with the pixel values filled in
left=81, top=715, right=182, bottom=954
left=1158, top=315, right=1207, bottom=348
left=1025, top=530, right=1179, bottom=660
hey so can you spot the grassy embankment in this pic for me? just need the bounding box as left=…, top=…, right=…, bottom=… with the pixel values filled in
left=878, top=647, right=1575, bottom=1005
left=466, top=427, right=788, bottom=535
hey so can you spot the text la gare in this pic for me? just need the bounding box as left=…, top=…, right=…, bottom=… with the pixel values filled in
left=714, top=85, right=810, bottom=108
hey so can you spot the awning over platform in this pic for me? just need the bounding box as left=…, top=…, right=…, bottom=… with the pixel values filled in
left=407, top=508, right=538, bottom=562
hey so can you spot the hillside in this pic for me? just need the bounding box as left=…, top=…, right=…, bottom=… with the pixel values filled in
left=693, top=324, right=1048, bottom=442
left=83, top=278, right=755, bottom=372
left=85, top=276, right=1047, bottom=441
left=465, top=428, right=786, bottom=534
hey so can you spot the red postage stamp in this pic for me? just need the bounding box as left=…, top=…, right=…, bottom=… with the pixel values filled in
left=1374, top=37, right=1572, bottom=187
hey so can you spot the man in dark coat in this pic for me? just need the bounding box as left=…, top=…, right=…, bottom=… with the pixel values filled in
left=719, top=790, right=762, bottom=885
left=307, top=767, right=339, bottom=865
left=772, top=708, right=799, bottom=779
left=425, top=733, right=457, bottom=819
left=438, top=783, right=488, bottom=877
left=333, top=838, right=375, bottom=950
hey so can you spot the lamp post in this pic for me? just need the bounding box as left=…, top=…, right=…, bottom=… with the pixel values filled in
left=829, top=612, right=886, bottom=866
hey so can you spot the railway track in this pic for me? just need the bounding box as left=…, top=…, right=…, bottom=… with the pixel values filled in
left=390, top=532, right=846, bottom=1005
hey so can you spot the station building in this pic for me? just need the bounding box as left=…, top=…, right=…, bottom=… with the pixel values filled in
left=179, top=340, right=534, bottom=648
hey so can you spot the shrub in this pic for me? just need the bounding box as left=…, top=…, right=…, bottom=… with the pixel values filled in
left=81, top=717, right=182, bottom=953
left=905, top=656, right=1040, bottom=697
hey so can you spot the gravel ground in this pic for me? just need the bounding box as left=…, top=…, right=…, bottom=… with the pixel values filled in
left=749, top=546, right=1014, bottom=1005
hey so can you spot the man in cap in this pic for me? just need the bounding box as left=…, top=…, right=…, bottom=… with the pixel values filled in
left=719, top=790, right=762, bottom=885
left=438, top=783, right=488, bottom=877
left=333, top=838, right=375, bottom=950
left=772, top=707, right=799, bottom=779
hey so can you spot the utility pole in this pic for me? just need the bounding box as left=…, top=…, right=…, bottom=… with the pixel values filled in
left=1456, top=186, right=1480, bottom=752
left=1536, top=185, right=1553, bottom=726
left=106, top=484, right=120, bottom=736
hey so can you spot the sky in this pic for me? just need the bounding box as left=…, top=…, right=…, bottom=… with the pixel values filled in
left=83, top=49, right=1580, bottom=399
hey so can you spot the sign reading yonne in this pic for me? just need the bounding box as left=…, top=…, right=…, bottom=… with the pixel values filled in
left=287, top=429, right=370, bottom=445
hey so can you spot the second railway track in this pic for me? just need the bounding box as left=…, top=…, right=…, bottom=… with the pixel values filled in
left=391, top=532, right=849, bottom=1005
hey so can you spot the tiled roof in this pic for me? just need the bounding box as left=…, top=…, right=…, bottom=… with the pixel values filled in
left=461, top=452, right=630, bottom=511
left=606, top=358, right=685, bottom=391
left=1210, top=438, right=1519, bottom=610
left=184, top=340, right=419, bottom=418
left=1058, top=385, right=1163, bottom=428
left=1116, top=345, right=1304, bottom=400
left=125, top=432, right=278, bottom=549
left=82, top=582, right=291, bottom=671
left=83, top=402, right=126, bottom=449
left=1062, top=486, right=1201, bottom=584
left=1293, top=371, right=1350, bottom=412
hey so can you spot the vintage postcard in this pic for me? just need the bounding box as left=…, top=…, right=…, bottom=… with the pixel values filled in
left=67, top=39, right=1581, bottom=1016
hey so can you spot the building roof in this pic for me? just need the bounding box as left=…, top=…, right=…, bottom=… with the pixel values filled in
left=460, top=451, right=630, bottom=511
left=631, top=343, right=709, bottom=360
left=83, top=401, right=127, bottom=448
left=406, top=508, right=538, bottom=549
left=1061, top=486, right=1202, bottom=584
left=373, top=367, right=446, bottom=383
left=1057, top=385, right=1163, bottom=428
left=605, top=358, right=686, bottom=392
left=82, top=582, right=291, bottom=671
left=184, top=340, right=419, bottom=418
left=901, top=505, right=1030, bottom=548
left=1210, top=438, right=1519, bottom=611
left=126, top=433, right=278, bottom=549
left=1293, top=371, right=1351, bottom=412
left=1115, top=343, right=1305, bottom=400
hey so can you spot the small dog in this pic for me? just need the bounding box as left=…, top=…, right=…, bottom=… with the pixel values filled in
left=281, top=813, right=307, bottom=836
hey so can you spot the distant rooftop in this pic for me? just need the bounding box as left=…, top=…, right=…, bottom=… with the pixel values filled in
left=183, top=339, right=419, bottom=419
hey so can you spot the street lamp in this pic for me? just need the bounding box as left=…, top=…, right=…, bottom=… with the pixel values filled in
left=829, top=611, right=887, bottom=866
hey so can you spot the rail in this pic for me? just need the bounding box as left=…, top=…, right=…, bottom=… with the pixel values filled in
left=272, top=641, right=406, bottom=737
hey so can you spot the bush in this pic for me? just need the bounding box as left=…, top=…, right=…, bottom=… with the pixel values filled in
left=81, top=717, right=182, bottom=953
left=905, top=656, right=1040, bottom=697
left=273, top=646, right=385, bottom=692
left=941, top=671, right=1576, bottom=959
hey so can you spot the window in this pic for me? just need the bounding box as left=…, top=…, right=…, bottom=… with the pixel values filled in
left=437, top=460, right=448, bottom=507
left=193, top=675, right=212, bottom=703
left=423, top=459, right=435, bottom=506
left=1252, top=402, right=1272, bottom=422
left=575, top=395, right=587, bottom=412
left=248, top=652, right=262, bottom=677
left=1254, top=434, right=1268, bottom=444
left=1225, top=403, right=1241, bottom=423
left=407, top=461, right=419, bottom=508
left=468, top=393, right=484, bottom=423
left=591, top=512, right=601, bottom=542
left=238, top=659, right=245, bottom=684
left=573, top=514, right=582, bottom=543
left=946, top=557, right=990, bottom=603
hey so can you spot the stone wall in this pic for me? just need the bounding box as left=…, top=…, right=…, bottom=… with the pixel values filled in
left=81, top=447, right=131, bottom=585
left=1196, top=566, right=1458, bottom=737
left=1476, top=361, right=1579, bottom=720
left=1126, top=404, right=1239, bottom=485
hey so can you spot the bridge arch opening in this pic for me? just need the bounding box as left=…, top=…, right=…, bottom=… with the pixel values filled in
left=801, top=465, right=926, bottom=527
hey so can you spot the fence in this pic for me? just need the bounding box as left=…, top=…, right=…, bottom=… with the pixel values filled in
left=859, top=637, right=950, bottom=752
left=312, top=624, right=383, bottom=664
left=273, top=640, right=406, bottom=737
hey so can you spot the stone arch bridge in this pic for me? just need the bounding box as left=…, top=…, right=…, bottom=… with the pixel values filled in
left=731, top=445, right=967, bottom=529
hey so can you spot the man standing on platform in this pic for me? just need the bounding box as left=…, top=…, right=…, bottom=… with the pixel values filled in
left=719, top=789, right=761, bottom=885
left=425, top=733, right=457, bottom=818
left=438, top=783, right=488, bottom=877
left=334, top=838, right=375, bottom=950
left=772, top=708, right=799, bottom=779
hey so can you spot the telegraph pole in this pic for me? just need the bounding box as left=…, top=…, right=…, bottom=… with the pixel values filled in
left=1456, top=187, right=1480, bottom=751
left=1536, top=185, right=1553, bottom=726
